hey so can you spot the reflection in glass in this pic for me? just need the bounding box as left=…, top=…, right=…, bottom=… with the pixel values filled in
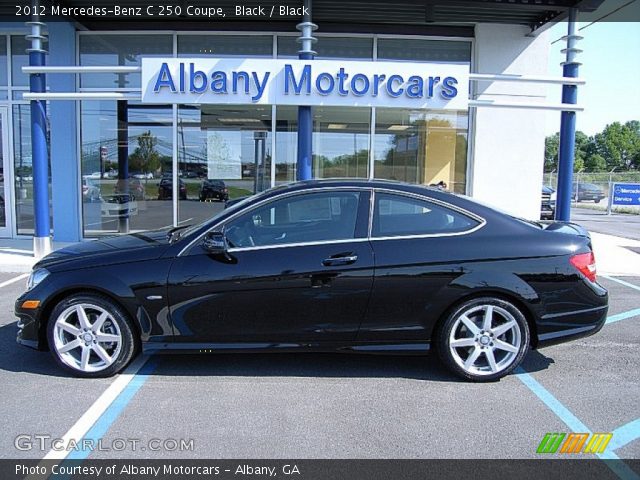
left=13, top=105, right=52, bottom=234
left=79, top=35, right=172, bottom=88
left=276, top=106, right=370, bottom=184
left=377, top=38, right=471, bottom=63
left=177, top=105, right=272, bottom=225
left=374, top=109, right=468, bottom=193
left=80, top=101, right=174, bottom=236
left=0, top=36, right=7, bottom=86
left=0, top=113, right=5, bottom=229
left=178, top=35, right=272, bottom=57
left=11, top=35, right=29, bottom=87
left=277, top=36, right=373, bottom=59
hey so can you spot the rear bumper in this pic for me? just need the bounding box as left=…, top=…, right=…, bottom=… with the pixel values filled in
left=536, top=304, right=608, bottom=348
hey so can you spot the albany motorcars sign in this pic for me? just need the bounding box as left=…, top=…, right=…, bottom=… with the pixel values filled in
left=141, top=58, right=469, bottom=109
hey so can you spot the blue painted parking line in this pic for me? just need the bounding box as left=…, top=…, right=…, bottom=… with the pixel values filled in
left=67, top=357, right=159, bottom=461
left=602, top=275, right=640, bottom=292
left=514, top=368, right=640, bottom=480
left=609, top=418, right=640, bottom=452
left=606, top=308, right=640, bottom=325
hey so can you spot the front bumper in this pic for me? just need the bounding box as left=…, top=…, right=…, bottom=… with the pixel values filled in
left=15, top=289, right=48, bottom=351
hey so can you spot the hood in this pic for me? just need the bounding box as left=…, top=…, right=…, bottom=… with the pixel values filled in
left=35, top=229, right=172, bottom=271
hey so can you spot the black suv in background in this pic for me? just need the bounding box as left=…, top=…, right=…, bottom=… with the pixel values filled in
left=199, top=179, right=229, bottom=202
left=573, top=183, right=605, bottom=203
left=541, top=186, right=555, bottom=220
left=158, top=174, right=187, bottom=200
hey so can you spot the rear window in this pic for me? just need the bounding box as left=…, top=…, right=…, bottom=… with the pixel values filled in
left=372, top=193, right=480, bottom=237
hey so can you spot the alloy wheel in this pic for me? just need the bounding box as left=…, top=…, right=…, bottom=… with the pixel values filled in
left=448, top=304, right=522, bottom=376
left=52, top=303, right=122, bottom=373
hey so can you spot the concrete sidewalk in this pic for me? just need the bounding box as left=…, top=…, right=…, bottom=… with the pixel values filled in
left=0, top=238, right=73, bottom=273
left=1, top=232, right=639, bottom=276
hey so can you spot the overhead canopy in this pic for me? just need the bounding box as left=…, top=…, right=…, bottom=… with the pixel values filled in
left=0, top=0, right=605, bottom=34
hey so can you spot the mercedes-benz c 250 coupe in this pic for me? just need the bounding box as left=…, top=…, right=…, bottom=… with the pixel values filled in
left=15, top=180, right=608, bottom=382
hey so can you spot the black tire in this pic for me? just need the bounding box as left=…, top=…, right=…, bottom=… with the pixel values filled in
left=595, top=198, right=601, bottom=204
left=47, top=293, right=137, bottom=378
left=435, top=297, right=530, bottom=382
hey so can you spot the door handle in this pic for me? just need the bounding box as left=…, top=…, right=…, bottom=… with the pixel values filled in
left=322, top=254, right=358, bottom=266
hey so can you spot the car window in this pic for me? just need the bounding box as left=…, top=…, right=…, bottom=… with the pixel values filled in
left=372, top=193, right=479, bottom=237
left=225, top=191, right=361, bottom=248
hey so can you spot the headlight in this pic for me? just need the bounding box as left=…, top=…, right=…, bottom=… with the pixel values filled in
left=26, top=268, right=49, bottom=291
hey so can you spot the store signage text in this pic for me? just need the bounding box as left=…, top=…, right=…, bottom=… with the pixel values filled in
left=141, top=58, right=469, bottom=110
left=612, top=183, right=640, bottom=206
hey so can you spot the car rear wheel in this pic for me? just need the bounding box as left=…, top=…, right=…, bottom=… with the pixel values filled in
left=47, top=294, right=136, bottom=378
left=436, top=297, right=529, bottom=382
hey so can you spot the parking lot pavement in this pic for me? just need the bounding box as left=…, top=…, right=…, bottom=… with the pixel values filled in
left=572, top=208, right=640, bottom=241
left=1, top=274, right=638, bottom=469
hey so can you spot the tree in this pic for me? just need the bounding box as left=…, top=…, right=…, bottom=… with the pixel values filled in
left=584, top=153, right=607, bottom=172
left=592, top=121, right=640, bottom=170
left=128, top=131, right=161, bottom=174
left=544, top=133, right=560, bottom=172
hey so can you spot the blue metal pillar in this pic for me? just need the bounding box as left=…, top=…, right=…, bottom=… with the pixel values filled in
left=48, top=21, right=81, bottom=242
left=27, top=3, right=51, bottom=257
left=296, top=0, right=316, bottom=181
left=555, top=8, right=581, bottom=221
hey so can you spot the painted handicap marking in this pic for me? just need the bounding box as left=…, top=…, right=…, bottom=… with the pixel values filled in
left=514, top=368, right=640, bottom=480
left=602, top=275, right=640, bottom=293
left=608, top=418, right=640, bottom=453
left=607, top=308, right=640, bottom=325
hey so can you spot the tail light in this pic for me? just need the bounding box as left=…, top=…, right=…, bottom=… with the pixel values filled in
left=570, top=251, right=597, bottom=283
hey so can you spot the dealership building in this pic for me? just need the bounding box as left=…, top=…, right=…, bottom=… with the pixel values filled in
left=0, top=0, right=600, bottom=245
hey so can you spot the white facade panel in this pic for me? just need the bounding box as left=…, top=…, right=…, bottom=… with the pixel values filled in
left=471, top=24, right=550, bottom=220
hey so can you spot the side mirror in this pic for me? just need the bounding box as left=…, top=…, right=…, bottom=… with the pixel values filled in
left=202, top=231, right=227, bottom=255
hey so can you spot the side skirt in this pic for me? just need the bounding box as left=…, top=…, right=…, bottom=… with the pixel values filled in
left=142, top=342, right=431, bottom=355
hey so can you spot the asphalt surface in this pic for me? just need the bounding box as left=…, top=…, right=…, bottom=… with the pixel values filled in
left=0, top=272, right=638, bottom=468
left=572, top=207, right=640, bottom=241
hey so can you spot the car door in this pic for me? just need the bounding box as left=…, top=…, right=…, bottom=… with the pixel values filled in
left=358, top=190, right=483, bottom=342
left=167, top=188, right=374, bottom=344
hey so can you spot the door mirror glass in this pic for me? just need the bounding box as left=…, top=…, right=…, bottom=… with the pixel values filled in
left=202, top=231, right=227, bottom=254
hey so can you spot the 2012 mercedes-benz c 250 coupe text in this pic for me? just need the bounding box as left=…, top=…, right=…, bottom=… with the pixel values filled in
left=15, top=180, right=608, bottom=382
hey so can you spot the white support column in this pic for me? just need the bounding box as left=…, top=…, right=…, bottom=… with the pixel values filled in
left=471, top=24, right=550, bottom=220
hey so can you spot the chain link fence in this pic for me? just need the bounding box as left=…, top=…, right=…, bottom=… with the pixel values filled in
left=543, top=172, right=640, bottom=214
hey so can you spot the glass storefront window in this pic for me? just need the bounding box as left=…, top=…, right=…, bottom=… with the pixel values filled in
left=276, top=106, right=370, bottom=184
left=178, top=35, right=272, bottom=57
left=79, top=34, right=172, bottom=89
left=11, top=35, right=29, bottom=87
left=0, top=36, right=7, bottom=86
left=278, top=36, right=373, bottom=59
left=177, top=104, right=272, bottom=225
left=80, top=100, right=174, bottom=236
left=374, top=109, right=468, bottom=193
left=13, top=104, right=52, bottom=234
left=377, top=38, right=471, bottom=63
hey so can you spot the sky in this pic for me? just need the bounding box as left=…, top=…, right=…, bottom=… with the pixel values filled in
left=544, top=12, right=640, bottom=136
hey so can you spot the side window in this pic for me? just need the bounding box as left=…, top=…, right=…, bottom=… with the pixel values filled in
left=372, top=193, right=479, bottom=237
left=225, top=191, right=361, bottom=248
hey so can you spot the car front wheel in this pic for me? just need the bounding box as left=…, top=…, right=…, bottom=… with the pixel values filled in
left=436, top=297, right=530, bottom=382
left=47, top=294, right=137, bottom=377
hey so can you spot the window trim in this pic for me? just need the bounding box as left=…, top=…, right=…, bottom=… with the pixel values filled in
left=368, top=188, right=486, bottom=240
left=179, top=186, right=487, bottom=256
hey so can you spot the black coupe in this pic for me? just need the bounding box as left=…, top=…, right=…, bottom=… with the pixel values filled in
left=16, top=180, right=608, bottom=381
